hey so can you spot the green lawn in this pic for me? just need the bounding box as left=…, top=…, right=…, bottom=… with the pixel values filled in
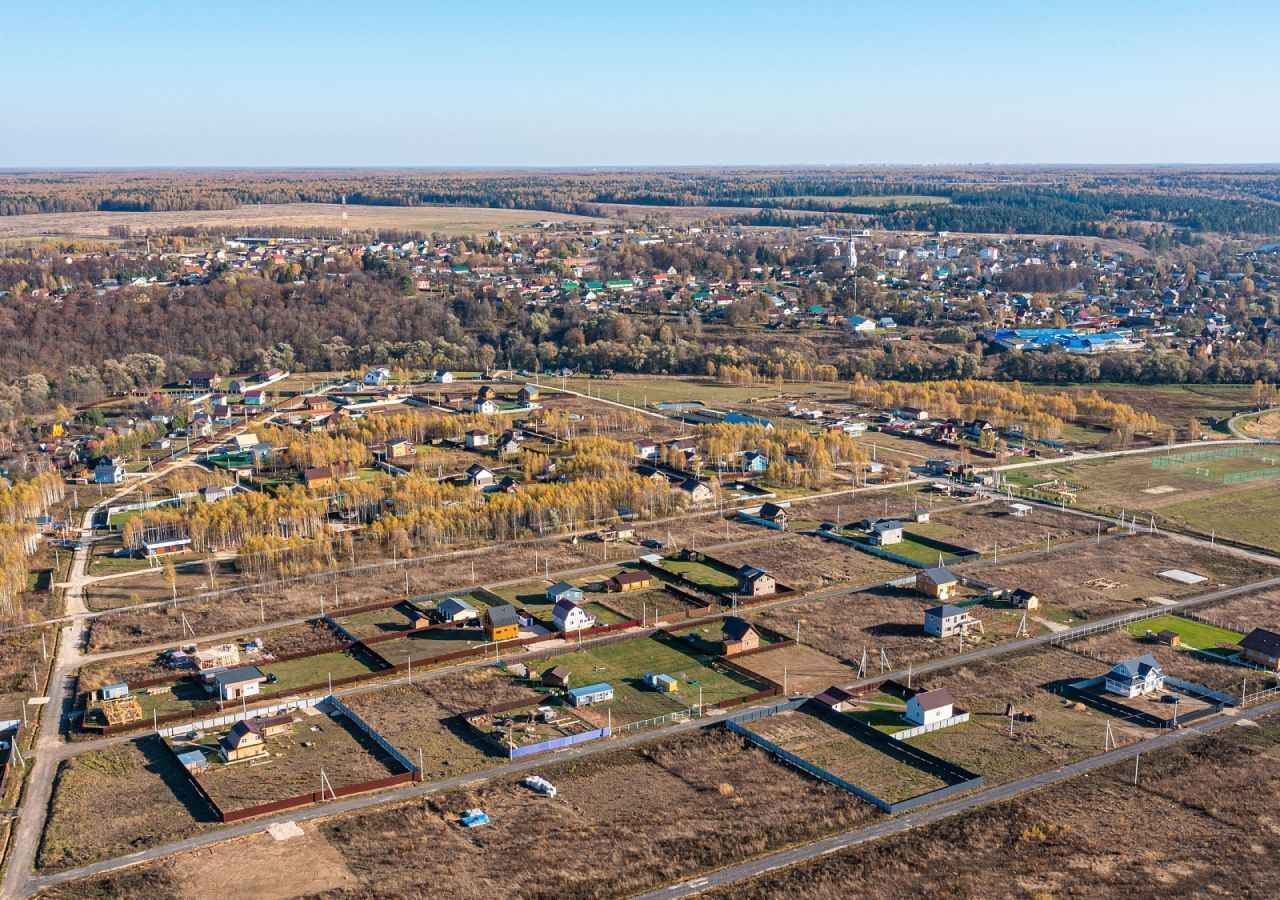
left=1123, top=614, right=1242, bottom=650
left=659, top=558, right=739, bottom=590
left=1157, top=486, right=1280, bottom=553
left=530, top=635, right=764, bottom=724
left=87, top=554, right=152, bottom=577
left=262, top=646, right=383, bottom=691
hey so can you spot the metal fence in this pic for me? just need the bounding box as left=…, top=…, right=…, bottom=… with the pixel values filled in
left=509, top=726, right=610, bottom=759
left=327, top=695, right=418, bottom=775
left=891, top=712, right=971, bottom=741
left=1152, top=446, right=1250, bottom=467
left=156, top=694, right=325, bottom=737
left=614, top=708, right=698, bottom=734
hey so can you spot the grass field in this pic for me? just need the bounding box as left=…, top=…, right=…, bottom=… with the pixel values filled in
left=747, top=709, right=953, bottom=803
left=527, top=635, right=765, bottom=723
left=0, top=202, right=609, bottom=239
left=37, top=739, right=213, bottom=872
left=659, top=557, right=739, bottom=590
left=1122, top=614, right=1243, bottom=650
left=1156, top=486, right=1280, bottom=552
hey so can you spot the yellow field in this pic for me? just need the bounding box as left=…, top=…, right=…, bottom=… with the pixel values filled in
left=0, top=203, right=609, bottom=239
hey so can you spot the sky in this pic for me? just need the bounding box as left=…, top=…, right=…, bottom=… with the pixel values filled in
left=2, top=0, right=1278, bottom=167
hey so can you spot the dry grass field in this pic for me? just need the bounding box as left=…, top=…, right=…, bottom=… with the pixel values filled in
left=711, top=714, right=1280, bottom=899
left=924, top=501, right=1099, bottom=554
left=43, top=729, right=877, bottom=899
left=733, top=643, right=860, bottom=694
left=1068, top=628, right=1257, bottom=693
left=344, top=668, right=541, bottom=781
left=709, top=534, right=908, bottom=592
left=747, top=709, right=956, bottom=803
left=968, top=533, right=1275, bottom=621
left=0, top=203, right=608, bottom=239
left=37, top=739, right=213, bottom=872
left=186, top=706, right=404, bottom=814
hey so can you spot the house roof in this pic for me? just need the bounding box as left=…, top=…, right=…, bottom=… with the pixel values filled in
left=553, top=597, right=585, bottom=616
left=542, top=665, right=570, bottom=681
left=611, top=570, right=650, bottom=585
left=813, top=685, right=855, bottom=707
left=1110, top=653, right=1163, bottom=681
left=213, top=665, right=265, bottom=688
left=485, top=604, right=520, bottom=628
left=921, top=566, right=958, bottom=585
left=547, top=581, right=581, bottom=597
left=736, top=565, right=770, bottom=581
left=926, top=603, right=966, bottom=618
left=759, top=502, right=788, bottom=519
left=438, top=596, right=476, bottom=615
left=567, top=682, right=612, bottom=697
left=722, top=616, right=756, bottom=641
left=1240, top=628, right=1280, bottom=657
left=911, top=687, right=954, bottom=711
left=1011, top=588, right=1037, bottom=601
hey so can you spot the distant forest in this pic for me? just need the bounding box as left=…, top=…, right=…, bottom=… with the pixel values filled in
left=3, top=167, right=1280, bottom=239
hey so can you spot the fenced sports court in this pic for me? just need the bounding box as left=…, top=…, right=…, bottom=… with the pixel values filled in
left=1152, top=445, right=1280, bottom=484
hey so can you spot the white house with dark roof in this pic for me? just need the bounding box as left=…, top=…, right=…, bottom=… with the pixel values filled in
left=1105, top=654, right=1165, bottom=698
left=905, top=687, right=954, bottom=726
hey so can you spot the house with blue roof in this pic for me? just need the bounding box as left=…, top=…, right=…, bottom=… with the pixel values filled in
left=1105, top=654, right=1165, bottom=698
left=567, top=683, right=614, bottom=707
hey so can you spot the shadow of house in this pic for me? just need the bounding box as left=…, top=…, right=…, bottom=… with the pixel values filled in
left=137, top=735, right=221, bottom=825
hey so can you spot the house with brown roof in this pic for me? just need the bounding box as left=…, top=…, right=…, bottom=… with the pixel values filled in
left=1240, top=628, right=1280, bottom=670
left=720, top=616, right=760, bottom=656
left=606, top=570, right=652, bottom=592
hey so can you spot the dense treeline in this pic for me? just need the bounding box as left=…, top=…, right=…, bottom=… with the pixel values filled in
left=0, top=472, right=65, bottom=619
left=4, top=168, right=1279, bottom=236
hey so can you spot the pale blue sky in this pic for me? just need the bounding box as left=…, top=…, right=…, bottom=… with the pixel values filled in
left=2, top=0, right=1277, bottom=166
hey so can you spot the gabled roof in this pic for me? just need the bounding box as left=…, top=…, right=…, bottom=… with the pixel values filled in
left=925, top=603, right=966, bottom=618
left=736, top=565, right=770, bottom=580
left=921, top=566, right=958, bottom=585
left=813, top=685, right=854, bottom=707
left=911, top=687, right=954, bottom=711
left=212, top=665, right=265, bottom=688
left=485, top=604, right=520, bottom=628
left=1110, top=653, right=1162, bottom=681
left=722, top=616, right=756, bottom=641
left=547, top=581, right=581, bottom=597
left=1240, top=628, right=1280, bottom=657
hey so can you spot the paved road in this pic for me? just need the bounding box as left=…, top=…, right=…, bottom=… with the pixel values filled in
left=638, top=696, right=1280, bottom=899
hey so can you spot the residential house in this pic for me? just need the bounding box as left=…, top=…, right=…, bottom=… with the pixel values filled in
left=553, top=598, right=595, bottom=632
left=464, top=430, right=490, bottom=449
left=923, top=603, right=973, bottom=638
left=218, top=714, right=294, bottom=763
left=567, top=683, right=614, bottom=707
left=916, top=566, right=959, bottom=601
left=736, top=565, right=776, bottom=597
left=720, top=616, right=761, bottom=656
left=905, top=687, right=955, bottom=726
left=756, top=502, right=790, bottom=528
left=546, top=581, right=585, bottom=604
left=432, top=369, right=455, bottom=384
left=466, top=464, right=496, bottom=488
left=1010, top=588, right=1039, bottom=610
left=473, top=398, right=498, bottom=415
left=385, top=438, right=413, bottom=460
left=496, top=431, right=524, bottom=455
left=869, top=519, right=904, bottom=546
left=1240, top=628, right=1280, bottom=670
left=1105, top=653, right=1165, bottom=698
left=517, top=384, right=540, bottom=403
left=436, top=596, right=479, bottom=623
left=848, top=315, right=877, bottom=333
left=680, top=479, right=714, bottom=504
left=541, top=666, right=571, bottom=688
left=606, top=570, right=652, bottom=592
left=812, top=685, right=856, bottom=712
left=302, top=466, right=334, bottom=490
left=484, top=604, right=521, bottom=642
left=94, top=460, right=126, bottom=484
left=597, top=523, right=636, bottom=542
left=742, top=450, right=769, bottom=473
left=211, top=665, right=267, bottom=701
left=189, top=370, right=222, bottom=390
left=364, top=367, right=391, bottom=387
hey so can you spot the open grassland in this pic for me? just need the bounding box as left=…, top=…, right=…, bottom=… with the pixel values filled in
left=749, top=586, right=1045, bottom=673
left=43, top=728, right=877, bottom=899
left=1006, top=450, right=1280, bottom=551
left=747, top=709, right=952, bottom=803
left=733, top=643, right=860, bottom=694
left=528, top=634, right=765, bottom=723
left=188, top=707, right=404, bottom=813
left=1191, top=586, right=1280, bottom=632
left=711, top=535, right=908, bottom=592
left=910, top=646, right=1149, bottom=777
left=708, top=714, right=1280, bottom=899
left=1028, top=382, right=1252, bottom=435
left=0, top=202, right=608, bottom=239
left=924, top=501, right=1098, bottom=554
left=37, top=739, right=213, bottom=872
left=1239, top=409, right=1280, bottom=440
left=344, top=668, right=542, bottom=780
left=968, top=533, right=1274, bottom=621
